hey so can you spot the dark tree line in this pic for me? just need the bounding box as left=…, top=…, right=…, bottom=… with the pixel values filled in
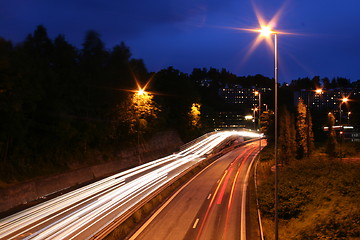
left=0, top=26, right=164, bottom=181
left=0, top=25, right=358, bottom=182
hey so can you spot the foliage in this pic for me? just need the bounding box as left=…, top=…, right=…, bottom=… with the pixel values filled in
left=189, top=103, right=202, bottom=128
left=278, top=106, right=296, bottom=164
left=113, top=91, right=160, bottom=140
left=257, top=154, right=360, bottom=239
left=0, top=26, right=202, bottom=183
left=325, top=112, right=337, bottom=156
left=296, top=99, right=307, bottom=158
left=295, top=98, right=314, bottom=159
left=260, top=110, right=274, bottom=141
left=0, top=24, right=358, bottom=184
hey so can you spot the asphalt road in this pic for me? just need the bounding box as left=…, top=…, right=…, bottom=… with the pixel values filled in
left=0, top=131, right=261, bottom=240
left=130, top=140, right=266, bottom=240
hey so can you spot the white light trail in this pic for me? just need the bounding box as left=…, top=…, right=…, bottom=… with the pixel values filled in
left=0, top=130, right=259, bottom=240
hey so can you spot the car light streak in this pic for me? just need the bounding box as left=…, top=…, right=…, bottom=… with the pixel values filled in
left=223, top=146, right=257, bottom=240
left=0, top=131, right=260, bottom=240
left=195, top=144, right=259, bottom=240
left=195, top=168, right=229, bottom=240
left=240, top=148, right=261, bottom=240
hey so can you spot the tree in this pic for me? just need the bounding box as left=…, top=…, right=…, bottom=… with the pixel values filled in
left=307, top=111, right=315, bottom=156
left=188, top=103, right=203, bottom=138
left=278, top=106, right=296, bottom=164
left=296, top=98, right=314, bottom=158
left=0, top=37, right=15, bottom=163
left=79, top=30, right=110, bottom=151
left=296, top=99, right=308, bottom=159
left=260, top=110, right=274, bottom=142
left=113, top=91, right=160, bottom=141
left=152, top=67, right=199, bottom=139
left=325, top=112, right=337, bottom=156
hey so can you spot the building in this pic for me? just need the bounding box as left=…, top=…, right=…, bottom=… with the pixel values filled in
left=294, top=88, right=357, bottom=111
left=218, top=84, right=272, bottom=107
left=204, top=84, right=273, bottom=130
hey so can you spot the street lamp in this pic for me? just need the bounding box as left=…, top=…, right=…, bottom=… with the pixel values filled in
left=258, top=26, right=279, bottom=240
left=339, top=97, right=348, bottom=126
left=255, top=90, right=262, bottom=167
left=339, top=97, right=348, bottom=161
left=240, top=24, right=280, bottom=239
left=315, top=88, right=323, bottom=94
left=263, top=103, right=268, bottom=111
left=236, top=11, right=292, bottom=238
left=252, top=107, right=258, bottom=130
left=254, top=91, right=261, bottom=130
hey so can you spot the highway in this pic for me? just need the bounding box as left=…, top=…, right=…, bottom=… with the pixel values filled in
left=130, top=139, right=266, bottom=240
left=0, top=131, right=260, bottom=240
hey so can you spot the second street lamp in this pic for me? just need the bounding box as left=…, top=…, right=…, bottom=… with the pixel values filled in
left=255, top=91, right=262, bottom=164
left=339, top=97, right=348, bottom=161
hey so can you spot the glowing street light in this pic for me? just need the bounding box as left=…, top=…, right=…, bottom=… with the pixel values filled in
left=255, top=90, right=262, bottom=164
left=315, top=88, right=323, bottom=94
left=252, top=107, right=258, bottom=130
left=254, top=91, right=261, bottom=131
left=137, top=88, right=145, bottom=95
left=253, top=24, right=280, bottom=239
left=340, top=97, right=349, bottom=125
left=234, top=6, right=295, bottom=238
left=339, top=97, right=349, bottom=161
left=241, top=23, right=281, bottom=239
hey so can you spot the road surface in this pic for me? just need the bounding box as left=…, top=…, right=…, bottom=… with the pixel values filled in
left=130, top=140, right=266, bottom=240
left=0, top=131, right=261, bottom=240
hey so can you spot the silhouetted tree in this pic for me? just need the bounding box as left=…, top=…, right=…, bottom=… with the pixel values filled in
left=296, top=99, right=308, bottom=159
left=325, top=112, right=337, bottom=156
left=296, top=98, right=314, bottom=158
left=278, top=106, right=296, bottom=164
left=153, top=67, right=199, bottom=140
left=260, top=110, right=274, bottom=142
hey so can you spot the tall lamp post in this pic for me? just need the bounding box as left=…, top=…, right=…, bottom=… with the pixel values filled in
left=255, top=91, right=262, bottom=154
left=257, top=26, right=279, bottom=240
left=339, top=97, right=348, bottom=161
left=252, top=107, right=258, bottom=130
left=239, top=21, right=287, bottom=240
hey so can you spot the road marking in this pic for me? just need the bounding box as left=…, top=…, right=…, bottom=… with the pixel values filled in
left=128, top=158, right=221, bottom=240
left=207, top=194, right=212, bottom=200
left=240, top=148, right=259, bottom=240
left=193, top=218, right=200, bottom=228
left=217, top=167, right=234, bottom=204
left=195, top=168, right=228, bottom=240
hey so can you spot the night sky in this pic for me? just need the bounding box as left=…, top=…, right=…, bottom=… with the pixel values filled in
left=1, top=0, right=360, bottom=83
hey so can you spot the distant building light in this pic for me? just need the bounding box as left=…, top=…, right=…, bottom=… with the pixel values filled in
left=245, top=115, right=253, bottom=120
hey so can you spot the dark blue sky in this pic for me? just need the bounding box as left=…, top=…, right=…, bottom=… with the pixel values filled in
left=1, top=0, right=360, bottom=83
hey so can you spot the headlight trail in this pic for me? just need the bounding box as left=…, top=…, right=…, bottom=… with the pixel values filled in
left=0, top=130, right=260, bottom=240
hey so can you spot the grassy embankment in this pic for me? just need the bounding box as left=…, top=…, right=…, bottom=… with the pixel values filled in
left=256, top=142, right=360, bottom=239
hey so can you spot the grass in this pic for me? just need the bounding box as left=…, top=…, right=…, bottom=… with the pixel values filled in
left=256, top=143, right=360, bottom=239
